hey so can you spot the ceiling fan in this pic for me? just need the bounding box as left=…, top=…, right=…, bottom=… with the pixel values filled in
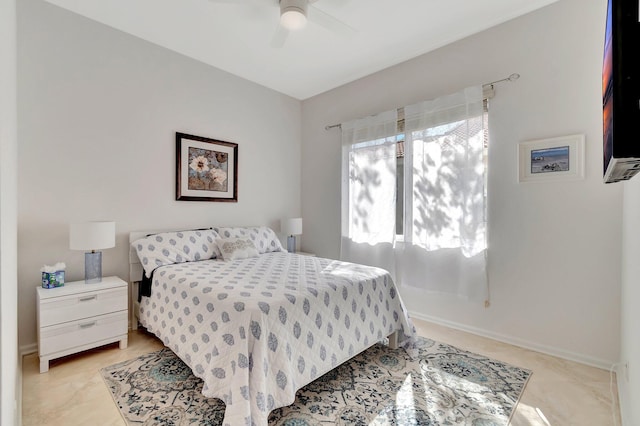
left=209, top=0, right=356, bottom=47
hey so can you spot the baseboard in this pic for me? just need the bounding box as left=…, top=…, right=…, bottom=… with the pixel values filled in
left=19, top=343, right=37, bottom=357
left=409, top=310, right=616, bottom=371
left=17, top=349, right=23, bottom=426
left=617, top=373, right=630, bottom=426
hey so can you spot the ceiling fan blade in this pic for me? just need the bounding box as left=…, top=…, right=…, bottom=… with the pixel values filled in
left=270, top=25, right=290, bottom=48
left=307, top=5, right=356, bottom=37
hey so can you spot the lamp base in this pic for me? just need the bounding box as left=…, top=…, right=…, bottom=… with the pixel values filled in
left=84, top=251, right=102, bottom=284
left=287, top=235, right=296, bottom=253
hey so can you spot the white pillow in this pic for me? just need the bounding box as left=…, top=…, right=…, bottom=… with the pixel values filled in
left=217, top=237, right=259, bottom=261
left=132, top=229, right=219, bottom=278
left=213, top=226, right=285, bottom=254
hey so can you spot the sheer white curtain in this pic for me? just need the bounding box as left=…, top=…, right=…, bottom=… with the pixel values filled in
left=340, top=86, right=488, bottom=301
left=398, top=85, right=488, bottom=301
left=340, top=110, right=398, bottom=276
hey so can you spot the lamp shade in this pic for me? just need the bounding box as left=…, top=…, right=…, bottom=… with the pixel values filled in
left=281, top=218, right=302, bottom=236
left=70, top=221, right=115, bottom=251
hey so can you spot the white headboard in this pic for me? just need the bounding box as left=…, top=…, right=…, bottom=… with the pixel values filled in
left=129, top=230, right=153, bottom=283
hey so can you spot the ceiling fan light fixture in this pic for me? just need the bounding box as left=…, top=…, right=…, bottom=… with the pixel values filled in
left=280, top=0, right=308, bottom=30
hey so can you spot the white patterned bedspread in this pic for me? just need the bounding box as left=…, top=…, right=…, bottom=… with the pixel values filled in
left=139, top=252, right=415, bottom=426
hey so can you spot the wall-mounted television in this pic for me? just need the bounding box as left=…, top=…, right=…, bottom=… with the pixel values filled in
left=603, top=0, right=640, bottom=183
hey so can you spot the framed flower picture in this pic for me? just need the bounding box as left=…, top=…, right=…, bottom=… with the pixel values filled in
left=176, top=132, right=238, bottom=202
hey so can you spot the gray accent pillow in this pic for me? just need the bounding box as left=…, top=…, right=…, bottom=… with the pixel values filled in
left=217, top=237, right=259, bottom=260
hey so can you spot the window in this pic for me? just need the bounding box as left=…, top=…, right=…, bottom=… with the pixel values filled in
left=341, top=86, right=489, bottom=301
left=395, top=102, right=489, bottom=240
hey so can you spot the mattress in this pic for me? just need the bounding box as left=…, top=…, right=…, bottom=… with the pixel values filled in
left=139, top=252, right=415, bottom=426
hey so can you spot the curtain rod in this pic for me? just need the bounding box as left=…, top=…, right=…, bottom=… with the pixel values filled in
left=324, top=73, right=520, bottom=130
left=484, top=73, right=520, bottom=87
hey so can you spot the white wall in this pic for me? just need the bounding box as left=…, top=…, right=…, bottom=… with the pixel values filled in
left=1, top=0, right=20, bottom=423
left=17, top=0, right=302, bottom=350
left=301, top=0, right=623, bottom=367
left=619, top=177, right=640, bottom=424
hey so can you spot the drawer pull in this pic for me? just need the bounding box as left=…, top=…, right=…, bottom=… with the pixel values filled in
left=79, top=295, right=97, bottom=302
left=79, top=321, right=96, bottom=329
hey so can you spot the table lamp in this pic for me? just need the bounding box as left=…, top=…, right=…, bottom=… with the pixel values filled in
left=281, top=218, right=302, bottom=253
left=70, top=221, right=115, bottom=283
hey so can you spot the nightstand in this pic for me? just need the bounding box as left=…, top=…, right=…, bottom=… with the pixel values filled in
left=36, top=276, right=128, bottom=373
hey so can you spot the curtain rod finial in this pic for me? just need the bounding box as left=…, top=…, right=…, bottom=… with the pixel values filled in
left=508, top=73, right=520, bottom=81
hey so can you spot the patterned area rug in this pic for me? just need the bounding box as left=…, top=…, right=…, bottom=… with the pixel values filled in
left=101, top=337, right=530, bottom=425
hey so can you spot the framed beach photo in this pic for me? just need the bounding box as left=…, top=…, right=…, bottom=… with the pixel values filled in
left=176, top=132, right=238, bottom=202
left=518, top=134, right=584, bottom=183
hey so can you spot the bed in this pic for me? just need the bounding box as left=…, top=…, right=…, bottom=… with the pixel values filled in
left=129, top=226, right=415, bottom=426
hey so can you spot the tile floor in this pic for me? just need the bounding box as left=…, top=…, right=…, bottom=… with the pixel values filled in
left=22, top=318, right=621, bottom=425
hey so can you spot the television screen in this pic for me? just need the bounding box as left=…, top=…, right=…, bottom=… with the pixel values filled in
left=602, top=0, right=613, bottom=176
left=602, top=0, right=640, bottom=183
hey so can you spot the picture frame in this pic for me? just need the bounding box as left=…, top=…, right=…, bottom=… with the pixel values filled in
left=518, top=134, right=585, bottom=183
left=176, top=132, right=238, bottom=202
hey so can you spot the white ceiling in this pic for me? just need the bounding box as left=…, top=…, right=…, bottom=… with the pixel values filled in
left=43, top=0, right=558, bottom=100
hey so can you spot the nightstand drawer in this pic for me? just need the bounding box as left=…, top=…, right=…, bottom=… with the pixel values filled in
left=39, top=286, right=127, bottom=327
left=39, top=310, right=127, bottom=356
